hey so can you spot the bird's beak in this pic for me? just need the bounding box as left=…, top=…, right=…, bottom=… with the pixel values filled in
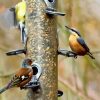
left=65, top=26, right=81, bottom=36
left=65, top=26, right=72, bottom=31
left=65, top=26, right=74, bottom=34
left=45, top=7, right=66, bottom=16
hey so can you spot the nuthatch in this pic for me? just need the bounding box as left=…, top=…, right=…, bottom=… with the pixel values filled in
left=0, top=67, right=33, bottom=94
left=44, top=0, right=65, bottom=16
left=65, top=26, right=95, bottom=59
left=10, top=0, right=27, bottom=44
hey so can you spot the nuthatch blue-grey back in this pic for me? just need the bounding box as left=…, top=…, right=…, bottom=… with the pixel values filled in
left=65, top=26, right=95, bottom=59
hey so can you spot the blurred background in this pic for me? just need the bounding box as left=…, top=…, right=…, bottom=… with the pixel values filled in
left=0, top=0, right=100, bottom=100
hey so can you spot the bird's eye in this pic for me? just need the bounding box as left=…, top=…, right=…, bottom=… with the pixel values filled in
left=48, top=0, right=54, bottom=3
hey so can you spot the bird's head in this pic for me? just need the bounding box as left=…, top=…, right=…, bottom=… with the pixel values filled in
left=22, top=59, right=32, bottom=68
left=65, top=26, right=81, bottom=37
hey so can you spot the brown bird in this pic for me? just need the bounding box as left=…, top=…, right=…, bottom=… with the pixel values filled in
left=0, top=58, right=33, bottom=94
left=65, top=26, right=95, bottom=59
left=0, top=67, right=33, bottom=94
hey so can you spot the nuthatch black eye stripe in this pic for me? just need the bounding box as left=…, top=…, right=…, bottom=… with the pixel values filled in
left=65, top=26, right=81, bottom=37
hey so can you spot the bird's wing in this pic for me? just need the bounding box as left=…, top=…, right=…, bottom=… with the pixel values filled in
left=10, top=75, right=29, bottom=87
left=77, top=37, right=90, bottom=52
left=10, top=76, right=22, bottom=86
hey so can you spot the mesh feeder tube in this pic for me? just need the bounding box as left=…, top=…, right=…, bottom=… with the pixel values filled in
left=26, top=0, right=58, bottom=100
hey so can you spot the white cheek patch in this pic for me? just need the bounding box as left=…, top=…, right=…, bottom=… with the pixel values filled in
left=21, top=75, right=25, bottom=80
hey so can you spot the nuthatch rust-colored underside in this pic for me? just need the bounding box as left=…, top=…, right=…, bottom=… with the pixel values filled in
left=65, top=26, right=95, bottom=59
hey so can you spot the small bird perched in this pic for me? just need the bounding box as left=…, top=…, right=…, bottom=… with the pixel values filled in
left=65, top=26, right=95, bottom=59
left=10, top=0, right=27, bottom=44
left=15, top=0, right=26, bottom=44
left=0, top=68, right=33, bottom=94
left=0, top=67, right=33, bottom=94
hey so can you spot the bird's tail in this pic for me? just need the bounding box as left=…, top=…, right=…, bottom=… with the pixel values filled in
left=87, top=52, right=95, bottom=59
left=19, top=22, right=26, bottom=44
left=0, top=81, right=13, bottom=94
left=0, top=86, right=9, bottom=94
